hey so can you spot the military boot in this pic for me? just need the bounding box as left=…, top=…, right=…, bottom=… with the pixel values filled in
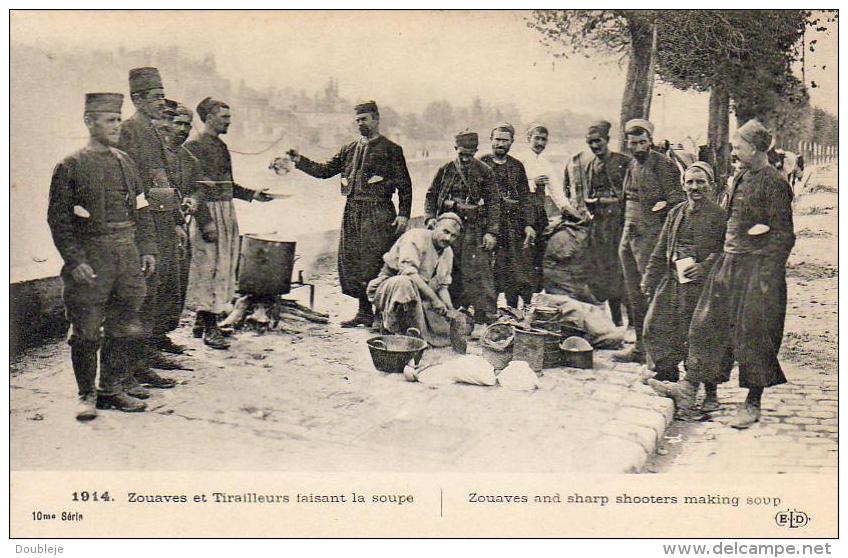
left=98, top=339, right=146, bottom=413
left=96, top=392, right=146, bottom=412
left=71, top=341, right=99, bottom=421
left=648, top=378, right=704, bottom=422
left=729, top=403, right=761, bottom=429
left=75, top=393, right=99, bottom=421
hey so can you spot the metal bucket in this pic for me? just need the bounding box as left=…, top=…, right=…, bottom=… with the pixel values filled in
left=560, top=336, right=594, bottom=369
left=238, top=235, right=297, bottom=295
left=366, top=328, right=427, bottom=374
left=512, top=328, right=548, bottom=374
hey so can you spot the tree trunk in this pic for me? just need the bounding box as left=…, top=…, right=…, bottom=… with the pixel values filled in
left=618, top=17, right=656, bottom=151
left=707, top=84, right=731, bottom=191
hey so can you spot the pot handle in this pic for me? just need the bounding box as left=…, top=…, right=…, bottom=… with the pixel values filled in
left=406, top=327, right=422, bottom=339
left=371, top=339, right=387, bottom=350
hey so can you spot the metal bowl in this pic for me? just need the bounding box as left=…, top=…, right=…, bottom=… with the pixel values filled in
left=366, top=330, right=428, bottom=374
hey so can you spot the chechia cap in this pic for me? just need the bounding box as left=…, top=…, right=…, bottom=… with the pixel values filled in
left=526, top=122, right=548, bottom=137
left=128, top=67, right=163, bottom=94
left=175, top=103, right=194, bottom=120
left=736, top=119, right=772, bottom=152
left=455, top=129, right=479, bottom=149
left=436, top=211, right=463, bottom=230
left=625, top=118, right=655, bottom=136
left=491, top=121, right=515, bottom=138
left=685, top=161, right=715, bottom=183
left=587, top=120, right=612, bottom=137
left=354, top=100, right=379, bottom=115
left=84, top=92, right=123, bottom=114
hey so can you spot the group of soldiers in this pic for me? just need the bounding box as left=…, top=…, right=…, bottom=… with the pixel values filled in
left=49, top=67, right=273, bottom=421
left=50, top=73, right=795, bottom=430
left=285, top=105, right=794, bottom=430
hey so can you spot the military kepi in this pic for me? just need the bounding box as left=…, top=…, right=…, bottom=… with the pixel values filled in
left=84, top=93, right=123, bottom=113
left=354, top=100, right=379, bottom=115
left=128, top=67, right=163, bottom=94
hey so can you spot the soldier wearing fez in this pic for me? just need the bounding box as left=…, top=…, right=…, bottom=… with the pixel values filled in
left=118, top=67, right=185, bottom=384
left=287, top=101, right=413, bottom=328
left=48, top=93, right=157, bottom=420
left=425, top=130, right=500, bottom=327
left=614, top=118, right=684, bottom=363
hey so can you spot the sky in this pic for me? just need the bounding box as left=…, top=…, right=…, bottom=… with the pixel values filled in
left=11, top=10, right=837, bottom=127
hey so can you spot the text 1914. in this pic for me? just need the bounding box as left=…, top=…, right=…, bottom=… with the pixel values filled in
left=71, top=491, right=111, bottom=502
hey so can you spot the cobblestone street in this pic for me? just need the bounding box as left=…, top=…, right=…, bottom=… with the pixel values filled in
left=646, top=167, right=838, bottom=474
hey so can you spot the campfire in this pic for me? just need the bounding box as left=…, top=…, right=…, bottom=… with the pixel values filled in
left=219, top=295, right=329, bottom=333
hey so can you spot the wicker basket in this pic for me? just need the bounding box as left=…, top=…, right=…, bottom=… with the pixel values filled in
left=480, top=323, right=514, bottom=370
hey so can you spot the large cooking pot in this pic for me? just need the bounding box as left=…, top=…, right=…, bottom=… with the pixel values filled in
left=366, top=328, right=427, bottom=374
left=238, top=234, right=297, bottom=295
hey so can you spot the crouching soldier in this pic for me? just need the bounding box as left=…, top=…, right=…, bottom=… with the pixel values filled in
left=47, top=93, right=158, bottom=420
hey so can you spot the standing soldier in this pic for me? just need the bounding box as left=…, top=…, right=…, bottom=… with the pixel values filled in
left=564, top=121, right=631, bottom=326
left=651, top=120, right=795, bottom=429
left=161, top=100, right=199, bottom=314
left=118, top=67, right=186, bottom=371
left=641, top=162, right=727, bottom=414
left=614, top=119, right=684, bottom=363
left=47, top=93, right=158, bottom=420
left=481, top=122, right=538, bottom=310
left=183, top=97, right=273, bottom=348
left=286, top=101, right=413, bottom=328
left=519, top=122, right=566, bottom=218
left=425, top=130, right=500, bottom=327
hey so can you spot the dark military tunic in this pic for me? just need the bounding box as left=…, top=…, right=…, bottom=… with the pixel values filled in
left=163, top=143, right=204, bottom=310
left=564, top=150, right=631, bottom=304
left=47, top=146, right=157, bottom=393
left=118, top=112, right=183, bottom=335
left=687, top=163, right=795, bottom=388
left=642, top=200, right=727, bottom=371
left=296, top=134, right=412, bottom=299
left=619, top=150, right=684, bottom=344
left=480, top=154, right=537, bottom=306
left=425, top=158, right=500, bottom=321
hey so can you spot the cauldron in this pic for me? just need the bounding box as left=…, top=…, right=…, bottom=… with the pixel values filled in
left=238, top=234, right=297, bottom=295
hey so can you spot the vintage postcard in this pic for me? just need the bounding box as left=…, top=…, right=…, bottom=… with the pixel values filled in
left=8, top=9, right=839, bottom=543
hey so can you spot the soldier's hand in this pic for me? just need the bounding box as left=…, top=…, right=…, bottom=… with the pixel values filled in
left=71, top=263, right=96, bottom=286
left=523, top=226, right=537, bottom=248
left=175, top=226, right=188, bottom=260
left=253, top=188, right=274, bottom=202
left=201, top=223, right=218, bottom=243
left=182, top=196, right=198, bottom=215
left=285, top=149, right=301, bottom=164
left=393, top=216, right=409, bottom=234
left=482, top=233, right=497, bottom=251
left=432, top=299, right=448, bottom=317
left=141, top=255, right=157, bottom=277
left=683, top=262, right=708, bottom=281
left=640, top=282, right=653, bottom=297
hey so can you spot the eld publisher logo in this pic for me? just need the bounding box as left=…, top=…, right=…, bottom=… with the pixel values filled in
left=775, top=509, right=810, bottom=529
